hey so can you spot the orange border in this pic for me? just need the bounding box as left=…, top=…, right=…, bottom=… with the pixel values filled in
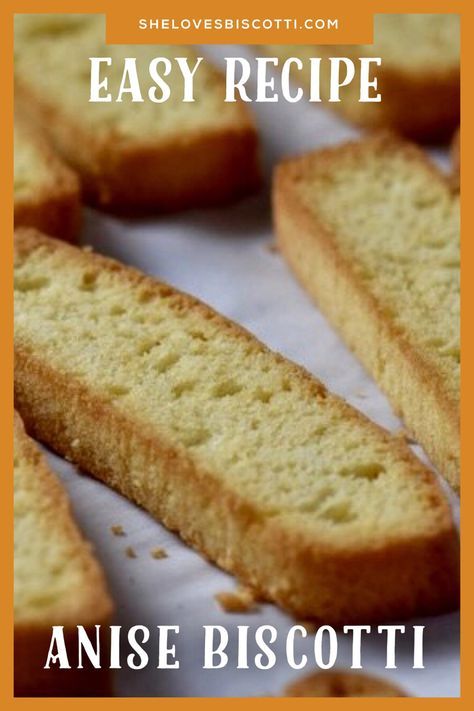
left=1, top=1, right=469, bottom=707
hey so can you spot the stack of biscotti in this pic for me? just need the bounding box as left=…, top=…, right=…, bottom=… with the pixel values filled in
left=14, top=117, right=80, bottom=241
left=274, top=134, right=460, bottom=491
left=14, top=14, right=260, bottom=213
left=264, top=14, right=460, bottom=142
left=14, top=412, right=113, bottom=696
left=14, top=228, right=459, bottom=625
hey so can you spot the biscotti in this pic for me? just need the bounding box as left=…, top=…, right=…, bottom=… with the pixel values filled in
left=14, top=14, right=260, bottom=213
left=14, top=412, right=113, bottom=696
left=14, top=117, right=80, bottom=241
left=14, top=228, right=459, bottom=624
left=274, top=134, right=460, bottom=491
left=264, top=14, right=460, bottom=142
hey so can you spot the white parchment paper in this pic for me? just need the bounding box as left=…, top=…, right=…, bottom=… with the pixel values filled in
left=39, top=45, right=459, bottom=697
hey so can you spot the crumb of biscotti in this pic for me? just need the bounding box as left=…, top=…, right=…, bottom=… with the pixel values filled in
left=298, top=620, right=317, bottom=634
left=353, top=390, right=367, bottom=399
left=110, top=524, right=126, bottom=537
left=150, top=547, right=168, bottom=559
left=284, top=670, right=408, bottom=697
left=82, top=245, right=94, bottom=252
left=215, top=586, right=258, bottom=613
left=393, top=428, right=408, bottom=443
left=393, top=428, right=416, bottom=446
left=125, top=546, right=137, bottom=559
left=266, top=241, right=279, bottom=254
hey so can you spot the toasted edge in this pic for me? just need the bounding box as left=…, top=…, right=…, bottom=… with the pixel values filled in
left=14, top=412, right=113, bottom=696
left=14, top=228, right=459, bottom=625
left=274, top=132, right=460, bottom=491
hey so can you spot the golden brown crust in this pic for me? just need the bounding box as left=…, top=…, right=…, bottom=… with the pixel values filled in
left=274, top=133, right=459, bottom=492
left=14, top=412, right=113, bottom=696
left=15, top=77, right=261, bottom=214
left=261, top=46, right=459, bottom=143
left=284, top=670, right=408, bottom=697
left=14, top=117, right=81, bottom=241
left=14, top=229, right=459, bottom=625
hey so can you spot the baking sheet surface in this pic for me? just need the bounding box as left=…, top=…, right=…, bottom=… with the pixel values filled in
left=40, top=45, right=459, bottom=697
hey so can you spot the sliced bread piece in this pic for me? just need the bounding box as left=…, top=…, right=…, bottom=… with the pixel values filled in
left=274, top=134, right=460, bottom=491
left=14, top=116, right=80, bottom=241
left=14, top=228, right=459, bottom=624
left=264, top=13, right=460, bottom=142
left=14, top=14, right=260, bottom=213
left=14, top=411, right=113, bottom=696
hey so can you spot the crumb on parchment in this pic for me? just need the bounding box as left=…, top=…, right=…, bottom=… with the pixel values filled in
left=266, top=241, right=279, bottom=254
left=393, top=428, right=416, bottom=445
left=151, top=547, right=168, bottom=559
left=298, top=620, right=317, bottom=634
left=110, top=524, right=126, bottom=536
left=125, top=546, right=137, bottom=559
left=215, top=586, right=258, bottom=613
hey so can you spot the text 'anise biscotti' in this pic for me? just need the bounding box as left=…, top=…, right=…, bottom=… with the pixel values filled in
left=14, top=229, right=459, bottom=624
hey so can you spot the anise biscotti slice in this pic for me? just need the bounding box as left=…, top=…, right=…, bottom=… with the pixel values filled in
left=14, top=412, right=113, bottom=696
left=14, top=117, right=80, bottom=241
left=14, top=229, right=459, bottom=624
left=14, top=14, right=260, bottom=213
left=264, top=14, right=459, bottom=142
left=274, top=134, right=460, bottom=491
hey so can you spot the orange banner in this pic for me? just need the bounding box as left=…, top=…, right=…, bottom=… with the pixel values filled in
left=105, top=3, right=374, bottom=45
left=0, top=0, right=470, bottom=709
